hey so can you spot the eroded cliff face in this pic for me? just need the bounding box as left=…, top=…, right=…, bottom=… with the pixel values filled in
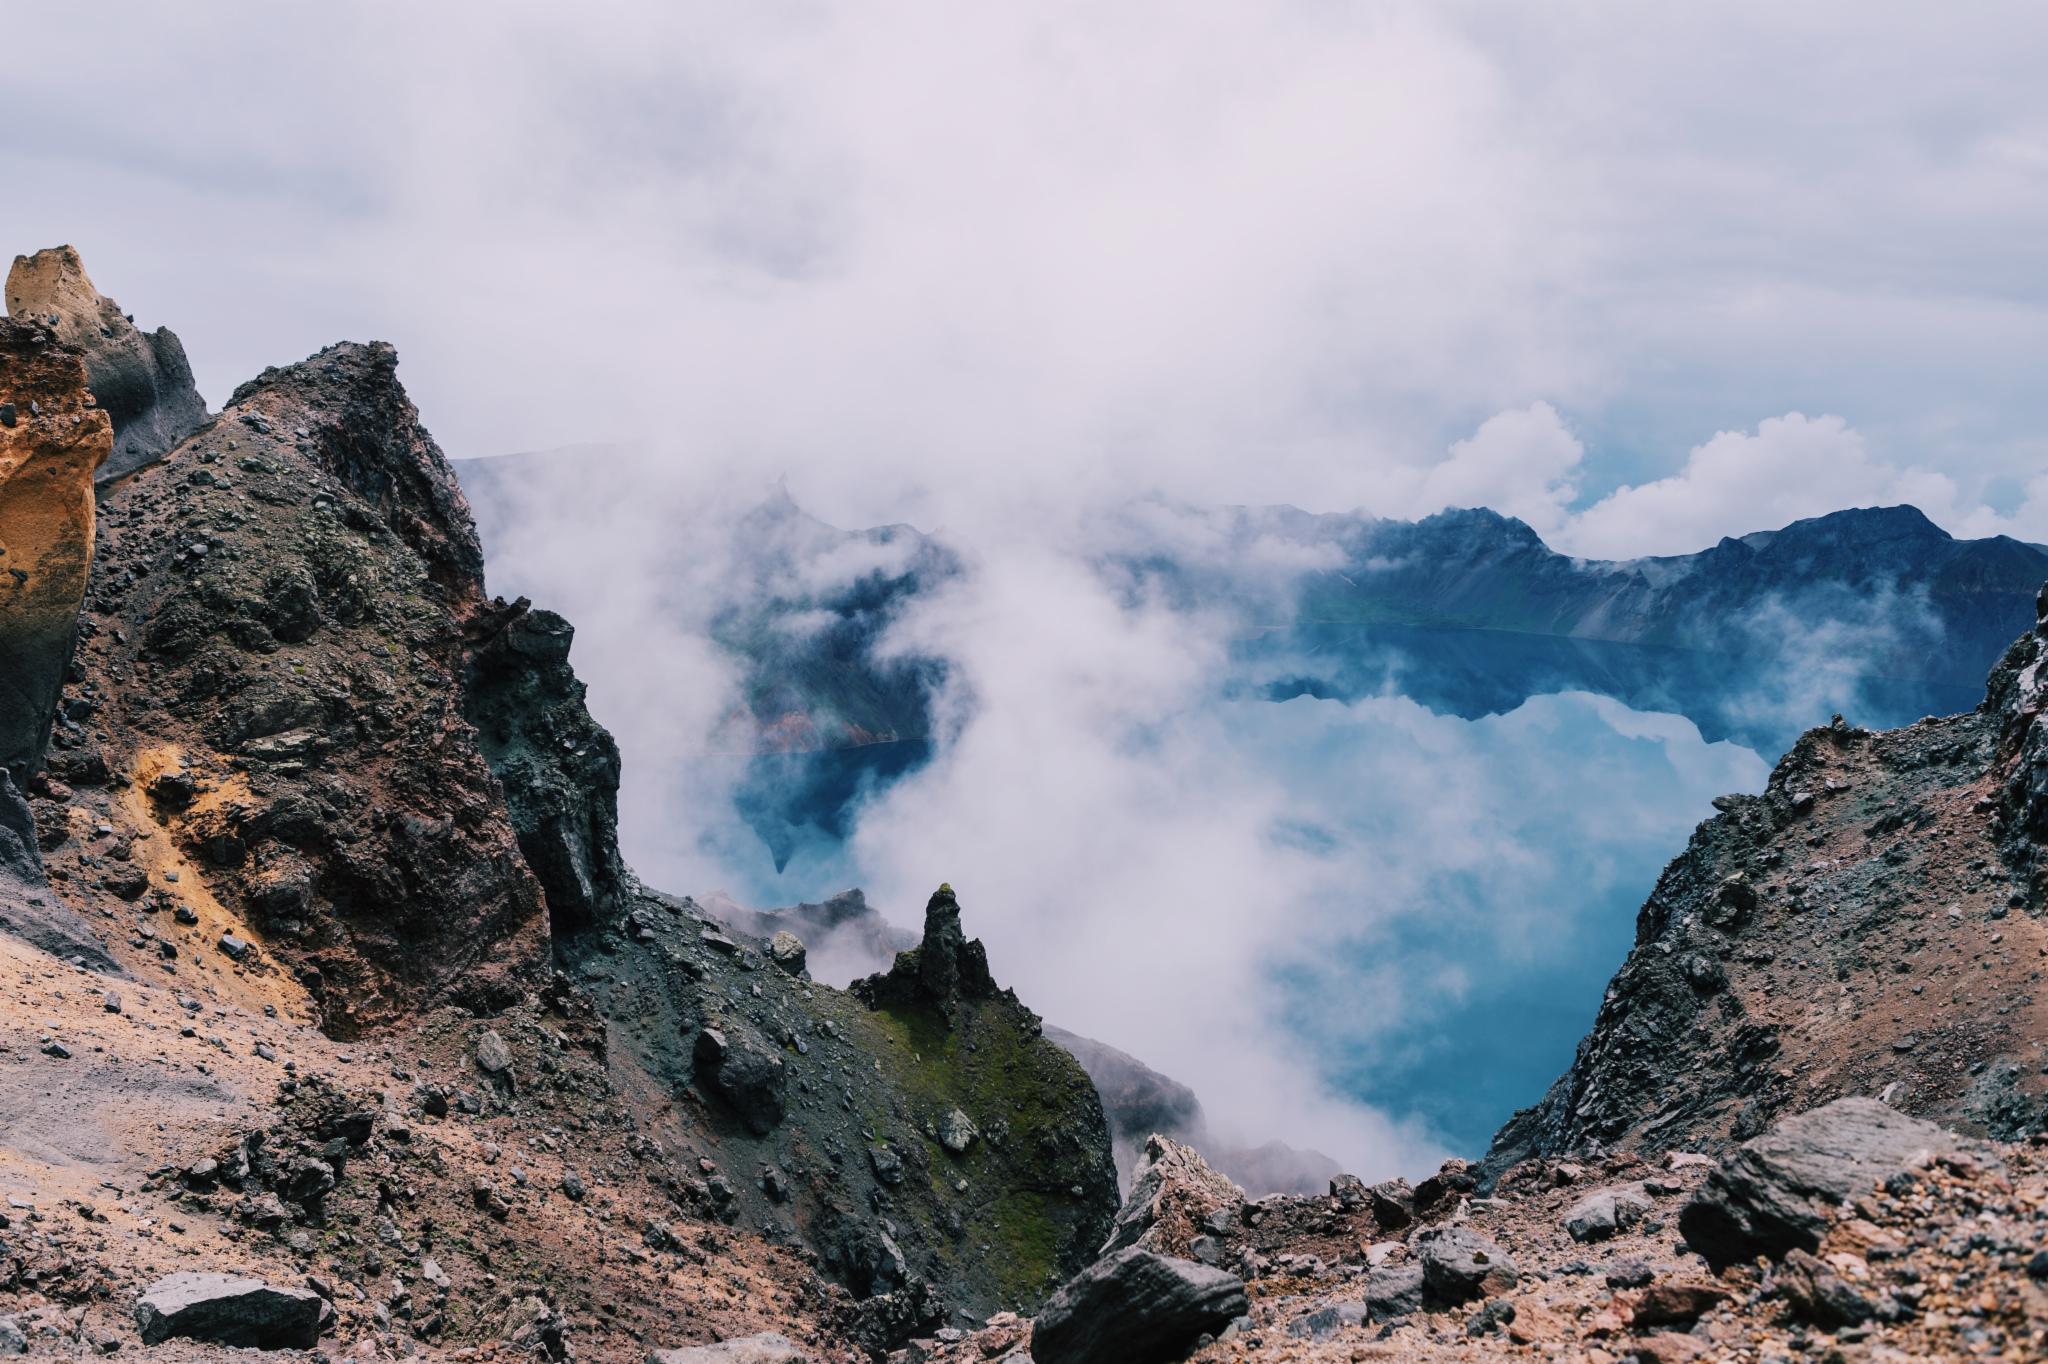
left=0, top=316, right=111, bottom=778
left=1485, top=584, right=2048, bottom=1180
left=6, top=246, right=206, bottom=481
left=46, top=339, right=552, bottom=1029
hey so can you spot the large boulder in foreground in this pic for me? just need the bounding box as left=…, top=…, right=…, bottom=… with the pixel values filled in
left=647, top=1333, right=807, bottom=1363
left=134, top=1272, right=323, bottom=1348
left=0, top=315, right=110, bottom=779
left=6, top=245, right=206, bottom=481
left=1679, top=1097, right=2001, bottom=1269
left=1031, top=1247, right=1245, bottom=1364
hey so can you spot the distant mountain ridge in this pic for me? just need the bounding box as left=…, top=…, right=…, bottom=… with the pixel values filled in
left=455, top=445, right=2048, bottom=872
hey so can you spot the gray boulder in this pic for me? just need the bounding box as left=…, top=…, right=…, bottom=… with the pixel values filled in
left=1364, top=1262, right=1425, bottom=1318
left=694, top=1027, right=788, bottom=1135
left=1287, top=1301, right=1368, bottom=1340
left=1413, top=1225, right=1519, bottom=1306
left=0, top=1315, right=25, bottom=1355
left=1032, top=1247, right=1247, bottom=1364
left=648, top=1332, right=807, bottom=1363
left=134, top=1271, right=323, bottom=1348
left=1679, top=1097, right=2000, bottom=1269
left=1368, top=1177, right=1416, bottom=1229
left=1563, top=1184, right=1651, bottom=1242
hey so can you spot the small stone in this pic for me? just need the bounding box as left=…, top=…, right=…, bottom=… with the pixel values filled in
left=217, top=933, right=251, bottom=961
left=1564, top=1185, right=1651, bottom=1243
left=560, top=1171, right=586, bottom=1202
left=474, top=1029, right=515, bottom=1080
left=938, top=1108, right=978, bottom=1155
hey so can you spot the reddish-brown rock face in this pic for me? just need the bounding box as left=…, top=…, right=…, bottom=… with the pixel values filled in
left=0, top=317, right=111, bottom=777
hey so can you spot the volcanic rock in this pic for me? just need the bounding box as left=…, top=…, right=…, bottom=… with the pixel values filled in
left=1030, top=1246, right=1246, bottom=1364
left=1413, top=1225, right=1519, bottom=1306
left=0, top=315, right=110, bottom=778
left=1102, top=1133, right=1244, bottom=1257
left=1563, top=1183, right=1651, bottom=1242
left=133, top=1271, right=324, bottom=1348
left=1678, top=1096, right=1999, bottom=1269
left=6, top=246, right=205, bottom=481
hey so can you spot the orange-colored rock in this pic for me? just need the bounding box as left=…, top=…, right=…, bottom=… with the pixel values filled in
left=0, top=316, right=110, bottom=776
left=7, top=246, right=205, bottom=480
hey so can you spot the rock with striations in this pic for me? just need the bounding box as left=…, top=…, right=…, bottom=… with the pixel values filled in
left=133, top=1271, right=324, bottom=1348
left=6, top=246, right=206, bottom=482
left=1031, top=1246, right=1247, bottom=1364
left=1679, top=1096, right=2000, bottom=1269
left=1102, top=1133, right=1245, bottom=1257
left=0, top=315, right=110, bottom=778
left=646, top=1333, right=808, bottom=1363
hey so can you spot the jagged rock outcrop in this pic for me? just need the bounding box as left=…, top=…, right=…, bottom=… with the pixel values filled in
left=852, top=884, right=997, bottom=1011
left=585, top=883, right=1119, bottom=1326
left=1102, top=1134, right=1245, bottom=1257
left=1485, top=578, right=2048, bottom=1181
left=6, top=247, right=205, bottom=482
left=463, top=596, right=626, bottom=927
left=0, top=316, right=110, bottom=778
left=53, top=339, right=552, bottom=1028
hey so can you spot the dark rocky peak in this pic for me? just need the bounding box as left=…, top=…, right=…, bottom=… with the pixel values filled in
left=5, top=245, right=206, bottom=481
left=227, top=341, right=485, bottom=608
left=853, top=884, right=999, bottom=1013
left=1737, top=504, right=1950, bottom=556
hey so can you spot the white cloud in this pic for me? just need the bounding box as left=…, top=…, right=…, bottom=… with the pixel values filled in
left=1563, top=413, right=1889, bottom=557
left=1403, top=402, right=1583, bottom=538
left=4, top=3, right=2047, bottom=532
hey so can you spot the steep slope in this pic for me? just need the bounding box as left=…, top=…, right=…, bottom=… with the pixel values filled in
left=1486, top=582, right=2048, bottom=1178
left=6, top=246, right=207, bottom=480
left=1, top=255, right=1117, bottom=1354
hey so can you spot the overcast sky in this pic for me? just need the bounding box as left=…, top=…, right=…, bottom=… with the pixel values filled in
left=7, top=1, right=2048, bottom=554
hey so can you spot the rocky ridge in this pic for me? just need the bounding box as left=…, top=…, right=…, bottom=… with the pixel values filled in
left=0, top=249, right=1115, bottom=1360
